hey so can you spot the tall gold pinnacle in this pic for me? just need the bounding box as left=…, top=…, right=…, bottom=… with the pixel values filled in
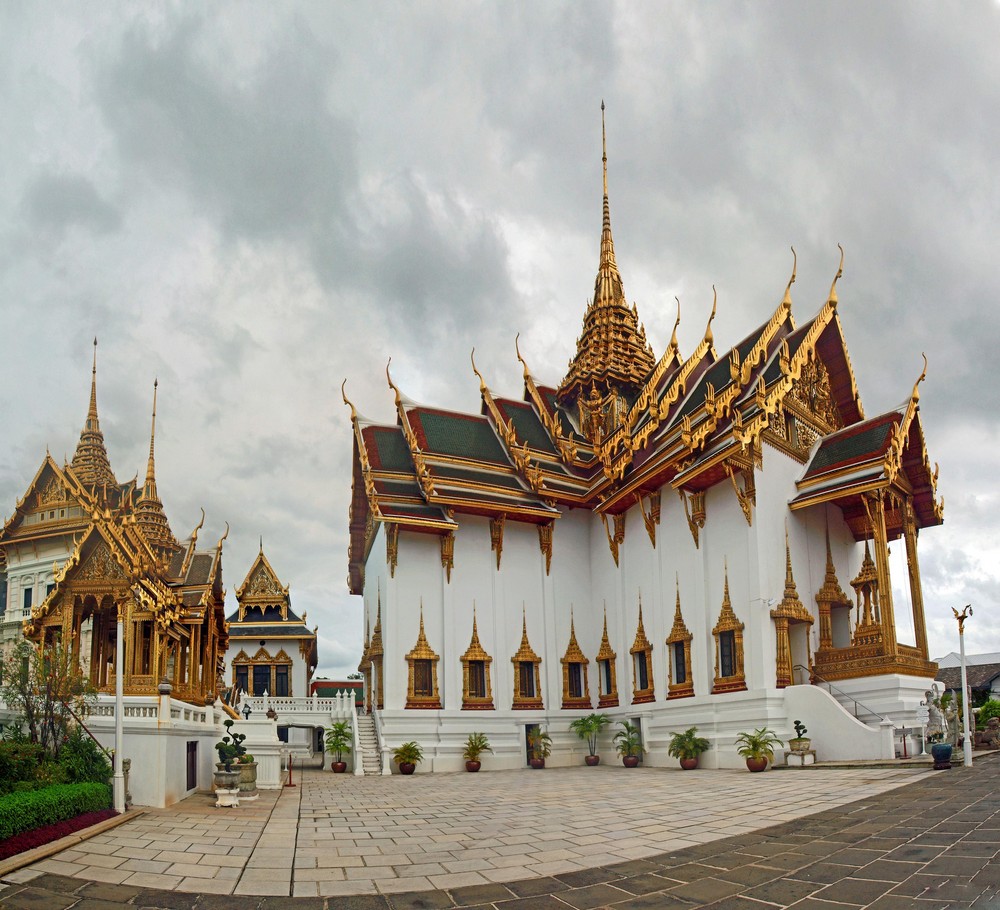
left=135, top=378, right=178, bottom=556
left=70, top=338, right=118, bottom=490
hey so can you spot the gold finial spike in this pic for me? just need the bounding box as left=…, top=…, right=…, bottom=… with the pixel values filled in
left=782, top=246, right=797, bottom=308
left=515, top=332, right=532, bottom=381
left=470, top=348, right=487, bottom=393
left=601, top=99, right=607, bottom=199
left=704, top=286, right=718, bottom=345
left=912, top=352, right=928, bottom=403
left=784, top=521, right=794, bottom=586
left=670, top=297, right=681, bottom=352
left=144, top=379, right=158, bottom=488
left=828, top=243, right=845, bottom=305
left=341, top=379, right=358, bottom=421
left=259, top=535, right=263, bottom=553
left=87, top=338, right=99, bottom=426
left=386, top=357, right=402, bottom=409
left=217, top=521, right=230, bottom=547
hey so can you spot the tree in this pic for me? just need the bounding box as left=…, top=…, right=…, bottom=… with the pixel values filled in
left=0, top=638, right=96, bottom=759
left=346, top=672, right=363, bottom=680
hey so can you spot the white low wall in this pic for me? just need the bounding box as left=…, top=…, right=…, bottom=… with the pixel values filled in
left=783, top=683, right=891, bottom=760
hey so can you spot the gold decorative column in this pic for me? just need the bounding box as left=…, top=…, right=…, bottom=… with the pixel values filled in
left=865, top=493, right=898, bottom=660
left=903, top=496, right=930, bottom=658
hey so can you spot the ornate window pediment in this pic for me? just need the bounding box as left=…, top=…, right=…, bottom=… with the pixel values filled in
left=630, top=597, right=654, bottom=704
left=405, top=606, right=441, bottom=709
left=712, top=564, right=747, bottom=694
left=596, top=608, right=618, bottom=708
left=511, top=610, right=543, bottom=710
left=665, top=579, right=694, bottom=699
left=560, top=612, right=590, bottom=709
left=460, top=608, right=493, bottom=710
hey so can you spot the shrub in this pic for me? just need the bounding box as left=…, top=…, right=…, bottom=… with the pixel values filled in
left=0, top=782, right=112, bottom=841
left=58, top=728, right=112, bottom=785
left=977, top=699, right=1000, bottom=728
left=0, top=742, right=45, bottom=795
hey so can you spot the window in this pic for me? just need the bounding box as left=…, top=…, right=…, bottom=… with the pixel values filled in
left=673, top=642, right=687, bottom=685
left=275, top=665, right=289, bottom=697
left=634, top=653, right=649, bottom=691
left=568, top=663, right=583, bottom=699
left=23, top=587, right=33, bottom=610
left=413, top=660, right=433, bottom=697
left=720, top=631, right=735, bottom=679
left=468, top=660, right=486, bottom=699
left=519, top=661, right=535, bottom=699
left=46, top=584, right=55, bottom=597
left=600, top=660, right=613, bottom=696
left=253, top=665, right=270, bottom=696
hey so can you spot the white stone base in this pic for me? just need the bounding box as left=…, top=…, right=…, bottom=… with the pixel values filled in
left=784, top=749, right=816, bottom=766
left=214, top=788, right=240, bottom=808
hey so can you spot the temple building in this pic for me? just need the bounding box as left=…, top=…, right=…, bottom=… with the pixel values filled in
left=344, top=107, right=944, bottom=770
left=0, top=346, right=229, bottom=705
left=225, top=546, right=318, bottom=700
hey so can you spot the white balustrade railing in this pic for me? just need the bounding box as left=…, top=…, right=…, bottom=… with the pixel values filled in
left=238, top=690, right=356, bottom=719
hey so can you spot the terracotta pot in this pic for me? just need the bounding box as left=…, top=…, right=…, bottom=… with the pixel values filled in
left=745, top=757, right=768, bottom=772
left=585, top=755, right=601, bottom=766
left=529, top=758, right=545, bottom=769
left=680, top=757, right=699, bottom=770
left=332, top=761, right=348, bottom=773
left=465, top=760, right=481, bottom=772
left=398, top=762, right=416, bottom=775
left=622, top=755, right=640, bottom=768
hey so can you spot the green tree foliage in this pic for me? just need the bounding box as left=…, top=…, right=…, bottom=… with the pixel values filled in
left=0, top=639, right=96, bottom=760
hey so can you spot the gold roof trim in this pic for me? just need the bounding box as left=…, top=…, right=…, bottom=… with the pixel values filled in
left=630, top=594, right=652, bottom=654
left=461, top=605, right=492, bottom=663
left=666, top=575, right=693, bottom=644
left=712, top=561, right=745, bottom=635
left=405, top=602, right=439, bottom=662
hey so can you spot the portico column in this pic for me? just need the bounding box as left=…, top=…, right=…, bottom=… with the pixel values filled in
left=903, top=497, right=930, bottom=658
left=867, top=493, right=898, bottom=659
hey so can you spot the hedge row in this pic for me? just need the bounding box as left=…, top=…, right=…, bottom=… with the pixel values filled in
left=0, top=782, right=112, bottom=841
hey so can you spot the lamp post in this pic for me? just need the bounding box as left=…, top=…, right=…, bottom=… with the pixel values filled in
left=953, top=604, right=973, bottom=768
left=113, top=600, right=125, bottom=812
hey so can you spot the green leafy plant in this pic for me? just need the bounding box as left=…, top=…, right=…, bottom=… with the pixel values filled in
left=734, top=727, right=784, bottom=763
left=667, top=726, right=710, bottom=761
left=569, top=713, right=610, bottom=757
left=0, top=742, right=45, bottom=795
left=392, top=741, right=424, bottom=766
left=977, top=699, right=1000, bottom=728
left=526, top=729, right=552, bottom=761
left=613, top=721, right=643, bottom=758
left=462, top=732, right=493, bottom=762
left=324, top=721, right=353, bottom=763
left=57, top=728, right=112, bottom=785
left=0, top=782, right=112, bottom=841
left=215, top=719, right=247, bottom=772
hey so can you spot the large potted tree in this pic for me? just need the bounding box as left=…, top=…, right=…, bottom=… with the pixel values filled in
left=462, top=732, right=492, bottom=772
left=569, top=713, right=610, bottom=766
left=667, top=726, right=710, bottom=770
left=392, top=741, right=423, bottom=775
left=734, top=727, right=784, bottom=772
left=613, top=720, right=643, bottom=768
left=325, top=721, right=352, bottom=773
left=527, top=729, right=552, bottom=769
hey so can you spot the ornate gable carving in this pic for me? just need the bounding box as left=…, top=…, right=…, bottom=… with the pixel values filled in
left=78, top=541, right=126, bottom=581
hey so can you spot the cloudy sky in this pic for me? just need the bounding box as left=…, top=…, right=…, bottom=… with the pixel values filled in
left=2, top=2, right=997, bottom=676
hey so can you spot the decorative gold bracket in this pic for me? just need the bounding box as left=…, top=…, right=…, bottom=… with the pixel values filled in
left=725, top=462, right=755, bottom=526
left=490, top=514, right=505, bottom=570
left=385, top=523, right=398, bottom=578
left=440, top=531, right=455, bottom=583
left=678, top=489, right=705, bottom=548
left=636, top=490, right=660, bottom=548
left=599, top=512, right=626, bottom=566
left=538, top=521, right=553, bottom=575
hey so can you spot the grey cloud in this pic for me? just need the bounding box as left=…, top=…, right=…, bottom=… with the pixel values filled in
left=20, top=173, right=121, bottom=234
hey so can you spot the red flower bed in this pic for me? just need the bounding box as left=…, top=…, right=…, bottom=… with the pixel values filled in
left=0, top=808, right=118, bottom=860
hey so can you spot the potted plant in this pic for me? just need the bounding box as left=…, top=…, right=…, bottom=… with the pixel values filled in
left=667, top=726, right=710, bottom=770
left=569, top=713, right=610, bottom=766
left=788, top=720, right=811, bottom=753
left=462, top=732, right=492, bottom=772
left=527, top=729, right=552, bottom=769
left=613, top=720, right=643, bottom=768
left=214, top=719, right=245, bottom=799
left=392, top=741, right=423, bottom=775
left=735, top=727, right=784, bottom=772
left=325, top=720, right=353, bottom=773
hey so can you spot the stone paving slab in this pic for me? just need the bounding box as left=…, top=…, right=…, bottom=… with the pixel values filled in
left=2, top=755, right=1000, bottom=907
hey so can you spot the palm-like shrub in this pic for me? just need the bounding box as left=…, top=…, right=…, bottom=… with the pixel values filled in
left=613, top=721, right=643, bottom=758
left=667, top=726, right=710, bottom=761
left=569, top=713, right=610, bottom=757
left=462, top=732, right=492, bottom=762
left=734, top=727, right=784, bottom=762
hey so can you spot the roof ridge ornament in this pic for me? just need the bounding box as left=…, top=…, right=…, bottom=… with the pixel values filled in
left=782, top=246, right=797, bottom=310
left=828, top=244, right=844, bottom=306
left=341, top=379, right=358, bottom=422
left=669, top=297, right=681, bottom=355
left=704, top=286, right=718, bottom=347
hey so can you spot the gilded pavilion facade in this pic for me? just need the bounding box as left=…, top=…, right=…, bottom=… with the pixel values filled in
left=345, top=108, right=943, bottom=770
left=0, top=348, right=229, bottom=706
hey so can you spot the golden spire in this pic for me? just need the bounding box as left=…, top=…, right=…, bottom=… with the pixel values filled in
left=135, top=378, right=178, bottom=556
left=557, top=102, right=655, bottom=409
left=782, top=524, right=801, bottom=604
left=70, top=337, right=118, bottom=490
left=828, top=244, right=844, bottom=305
left=782, top=247, right=797, bottom=309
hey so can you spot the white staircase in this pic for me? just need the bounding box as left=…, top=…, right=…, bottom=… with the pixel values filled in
left=356, top=713, right=381, bottom=774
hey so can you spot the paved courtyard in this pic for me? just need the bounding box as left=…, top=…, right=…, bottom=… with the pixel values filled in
left=8, top=762, right=925, bottom=896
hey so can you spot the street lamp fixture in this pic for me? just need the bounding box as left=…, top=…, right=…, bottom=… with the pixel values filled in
left=953, top=604, right=973, bottom=768
left=242, top=702, right=252, bottom=720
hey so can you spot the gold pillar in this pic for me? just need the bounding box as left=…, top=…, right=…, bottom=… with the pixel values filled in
left=903, top=497, right=930, bottom=658
left=867, top=493, right=898, bottom=659
left=774, top=617, right=792, bottom=688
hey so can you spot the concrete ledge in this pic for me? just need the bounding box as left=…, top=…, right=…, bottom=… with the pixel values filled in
left=0, top=807, right=144, bottom=877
